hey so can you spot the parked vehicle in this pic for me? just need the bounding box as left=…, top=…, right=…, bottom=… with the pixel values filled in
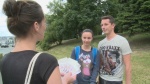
left=9, top=44, right=15, bottom=47
left=1, top=43, right=9, bottom=48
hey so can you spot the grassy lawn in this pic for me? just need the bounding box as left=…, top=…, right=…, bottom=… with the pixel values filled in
left=129, top=33, right=150, bottom=84
left=38, top=33, right=150, bottom=84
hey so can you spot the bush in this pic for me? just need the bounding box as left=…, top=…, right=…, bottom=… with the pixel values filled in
left=0, top=53, right=3, bottom=65
left=0, top=54, right=3, bottom=59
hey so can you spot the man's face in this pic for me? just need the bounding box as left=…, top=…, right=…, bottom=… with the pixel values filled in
left=100, top=19, right=115, bottom=35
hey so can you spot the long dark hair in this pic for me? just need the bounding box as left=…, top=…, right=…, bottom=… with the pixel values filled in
left=3, top=0, right=44, bottom=38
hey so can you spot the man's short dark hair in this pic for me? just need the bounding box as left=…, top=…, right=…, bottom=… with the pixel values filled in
left=101, top=15, right=115, bottom=24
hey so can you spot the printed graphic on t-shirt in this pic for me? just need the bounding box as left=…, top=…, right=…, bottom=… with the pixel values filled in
left=79, top=53, right=91, bottom=76
left=100, top=46, right=120, bottom=75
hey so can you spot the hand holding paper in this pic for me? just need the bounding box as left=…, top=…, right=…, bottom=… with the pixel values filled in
left=58, top=57, right=81, bottom=76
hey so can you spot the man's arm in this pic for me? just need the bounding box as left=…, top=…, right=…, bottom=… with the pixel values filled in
left=123, top=54, right=131, bottom=84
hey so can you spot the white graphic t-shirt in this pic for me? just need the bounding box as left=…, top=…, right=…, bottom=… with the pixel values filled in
left=98, top=35, right=132, bottom=81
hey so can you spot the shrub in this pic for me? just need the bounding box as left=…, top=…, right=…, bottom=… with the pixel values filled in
left=0, top=53, right=3, bottom=65
left=0, top=53, right=3, bottom=59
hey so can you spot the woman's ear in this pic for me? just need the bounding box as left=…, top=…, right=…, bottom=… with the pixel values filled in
left=33, top=22, right=40, bottom=32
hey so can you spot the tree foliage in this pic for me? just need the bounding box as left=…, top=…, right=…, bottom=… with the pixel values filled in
left=117, top=0, right=150, bottom=36
left=39, top=0, right=150, bottom=50
left=39, top=0, right=65, bottom=50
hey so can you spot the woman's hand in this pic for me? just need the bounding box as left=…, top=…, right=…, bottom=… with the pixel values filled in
left=61, top=72, right=76, bottom=84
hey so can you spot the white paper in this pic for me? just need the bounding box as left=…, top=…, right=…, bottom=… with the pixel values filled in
left=58, top=57, right=81, bottom=75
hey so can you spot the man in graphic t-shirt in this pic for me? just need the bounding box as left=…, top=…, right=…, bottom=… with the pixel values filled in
left=98, top=15, right=132, bottom=84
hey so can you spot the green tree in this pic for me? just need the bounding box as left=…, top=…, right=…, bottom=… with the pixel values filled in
left=117, top=0, right=150, bottom=36
left=41, top=0, right=120, bottom=50
left=65, top=0, right=103, bottom=37
left=39, top=0, right=65, bottom=50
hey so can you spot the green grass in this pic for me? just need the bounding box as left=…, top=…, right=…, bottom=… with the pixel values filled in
left=128, top=33, right=150, bottom=84
left=37, top=35, right=106, bottom=59
left=0, top=53, right=3, bottom=67
left=0, top=54, right=3, bottom=58
left=131, top=51, right=150, bottom=84
left=37, top=33, right=150, bottom=84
